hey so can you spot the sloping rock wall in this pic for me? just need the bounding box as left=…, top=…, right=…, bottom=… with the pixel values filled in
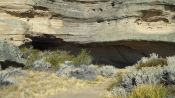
left=0, top=0, right=175, bottom=45
left=0, top=0, right=175, bottom=67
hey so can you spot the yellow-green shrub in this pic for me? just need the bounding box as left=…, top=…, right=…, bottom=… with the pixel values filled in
left=20, top=47, right=41, bottom=67
left=72, top=49, right=92, bottom=66
left=21, top=47, right=92, bottom=69
left=137, top=58, right=167, bottom=69
left=44, top=50, right=75, bottom=69
left=128, top=84, right=167, bottom=98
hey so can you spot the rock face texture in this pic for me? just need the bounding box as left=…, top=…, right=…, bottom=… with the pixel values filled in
left=0, top=41, right=26, bottom=69
left=0, top=0, right=175, bottom=66
left=0, top=0, right=175, bottom=45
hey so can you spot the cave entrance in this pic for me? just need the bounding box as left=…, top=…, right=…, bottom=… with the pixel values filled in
left=27, top=36, right=175, bottom=68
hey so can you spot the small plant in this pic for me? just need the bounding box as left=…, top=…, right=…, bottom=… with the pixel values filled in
left=136, top=53, right=167, bottom=69
left=167, top=85, right=175, bottom=96
left=44, top=50, right=75, bottom=69
left=21, top=47, right=92, bottom=69
left=33, top=59, right=51, bottom=71
left=73, top=49, right=92, bottom=66
left=20, top=47, right=41, bottom=67
left=107, top=74, right=122, bottom=91
left=98, top=66, right=116, bottom=77
left=128, top=84, right=167, bottom=98
left=27, top=49, right=41, bottom=66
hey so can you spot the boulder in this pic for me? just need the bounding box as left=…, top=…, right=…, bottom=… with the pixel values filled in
left=0, top=41, right=26, bottom=69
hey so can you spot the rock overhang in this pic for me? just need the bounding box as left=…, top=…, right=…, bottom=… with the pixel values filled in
left=0, top=0, right=175, bottom=45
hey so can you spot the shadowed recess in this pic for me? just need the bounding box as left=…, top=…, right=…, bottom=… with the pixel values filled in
left=25, top=36, right=175, bottom=68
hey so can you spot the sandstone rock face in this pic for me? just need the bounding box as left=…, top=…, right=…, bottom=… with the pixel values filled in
left=0, top=0, right=175, bottom=45
left=0, top=0, right=175, bottom=66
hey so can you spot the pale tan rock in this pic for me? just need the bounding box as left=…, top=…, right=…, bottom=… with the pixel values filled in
left=0, top=0, right=175, bottom=45
left=0, top=0, right=175, bottom=66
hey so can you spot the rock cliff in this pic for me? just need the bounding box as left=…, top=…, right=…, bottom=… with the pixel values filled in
left=0, top=0, right=175, bottom=66
left=0, top=0, right=175, bottom=45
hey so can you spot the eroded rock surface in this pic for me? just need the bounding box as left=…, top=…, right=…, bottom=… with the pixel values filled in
left=0, top=41, right=26, bottom=69
left=0, top=0, right=175, bottom=66
left=0, top=0, right=175, bottom=45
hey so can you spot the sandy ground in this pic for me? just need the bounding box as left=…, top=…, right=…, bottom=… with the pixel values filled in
left=49, top=80, right=112, bottom=98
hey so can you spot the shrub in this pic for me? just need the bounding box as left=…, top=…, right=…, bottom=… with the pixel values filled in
left=128, top=84, right=167, bottom=98
left=110, top=87, right=127, bottom=98
left=166, top=85, right=175, bottom=97
left=27, top=49, right=41, bottom=66
left=107, top=54, right=175, bottom=98
left=121, top=66, right=165, bottom=92
left=45, top=49, right=92, bottom=69
left=21, top=47, right=92, bottom=69
left=104, top=74, right=127, bottom=98
left=20, top=47, right=41, bottom=67
left=135, top=53, right=167, bottom=69
left=56, top=64, right=97, bottom=80
left=167, top=56, right=175, bottom=66
left=70, top=65, right=97, bottom=80
left=107, top=74, right=123, bottom=91
left=0, top=68, right=24, bottom=87
left=44, top=50, right=75, bottom=69
left=109, top=65, right=175, bottom=95
left=72, top=49, right=92, bottom=66
left=32, top=59, right=51, bottom=71
left=56, top=64, right=75, bottom=77
left=98, top=66, right=116, bottom=78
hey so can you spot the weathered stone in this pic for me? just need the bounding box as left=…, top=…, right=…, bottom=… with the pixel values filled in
left=31, top=0, right=175, bottom=43
left=1, top=0, right=175, bottom=66
left=0, top=0, right=175, bottom=45
left=0, top=41, right=26, bottom=69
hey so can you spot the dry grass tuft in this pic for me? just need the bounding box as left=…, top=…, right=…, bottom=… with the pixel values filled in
left=21, top=47, right=92, bottom=69
left=128, top=84, right=167, bottom=98
left=103, top=84, right=167, bottom=98
left=136, top=58, right=167, bottom=69
left=72, top=49, right=92, bottom=66
left=136, top=53, right=167, bottom=69
left=44, top=50, right=75, bottom=69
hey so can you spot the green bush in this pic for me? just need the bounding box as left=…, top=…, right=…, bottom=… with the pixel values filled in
left=21, top=47, right=92, bottom=69
left=107, top=74, right=122, bottom=91
left=128, top=84, right=167, bottom=98
left=44, top=50, right=75, bottom=69
left=45, top=49, right=92, bottom=69
left=136, top=53, right=167, bottom=69
left=136, top=58, right=167, bottom=69
left=20, top=47, right=41, bottom=67
left=167, top=85, right=175, bottom=96
left=72, top=49, right=92, bottom=66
